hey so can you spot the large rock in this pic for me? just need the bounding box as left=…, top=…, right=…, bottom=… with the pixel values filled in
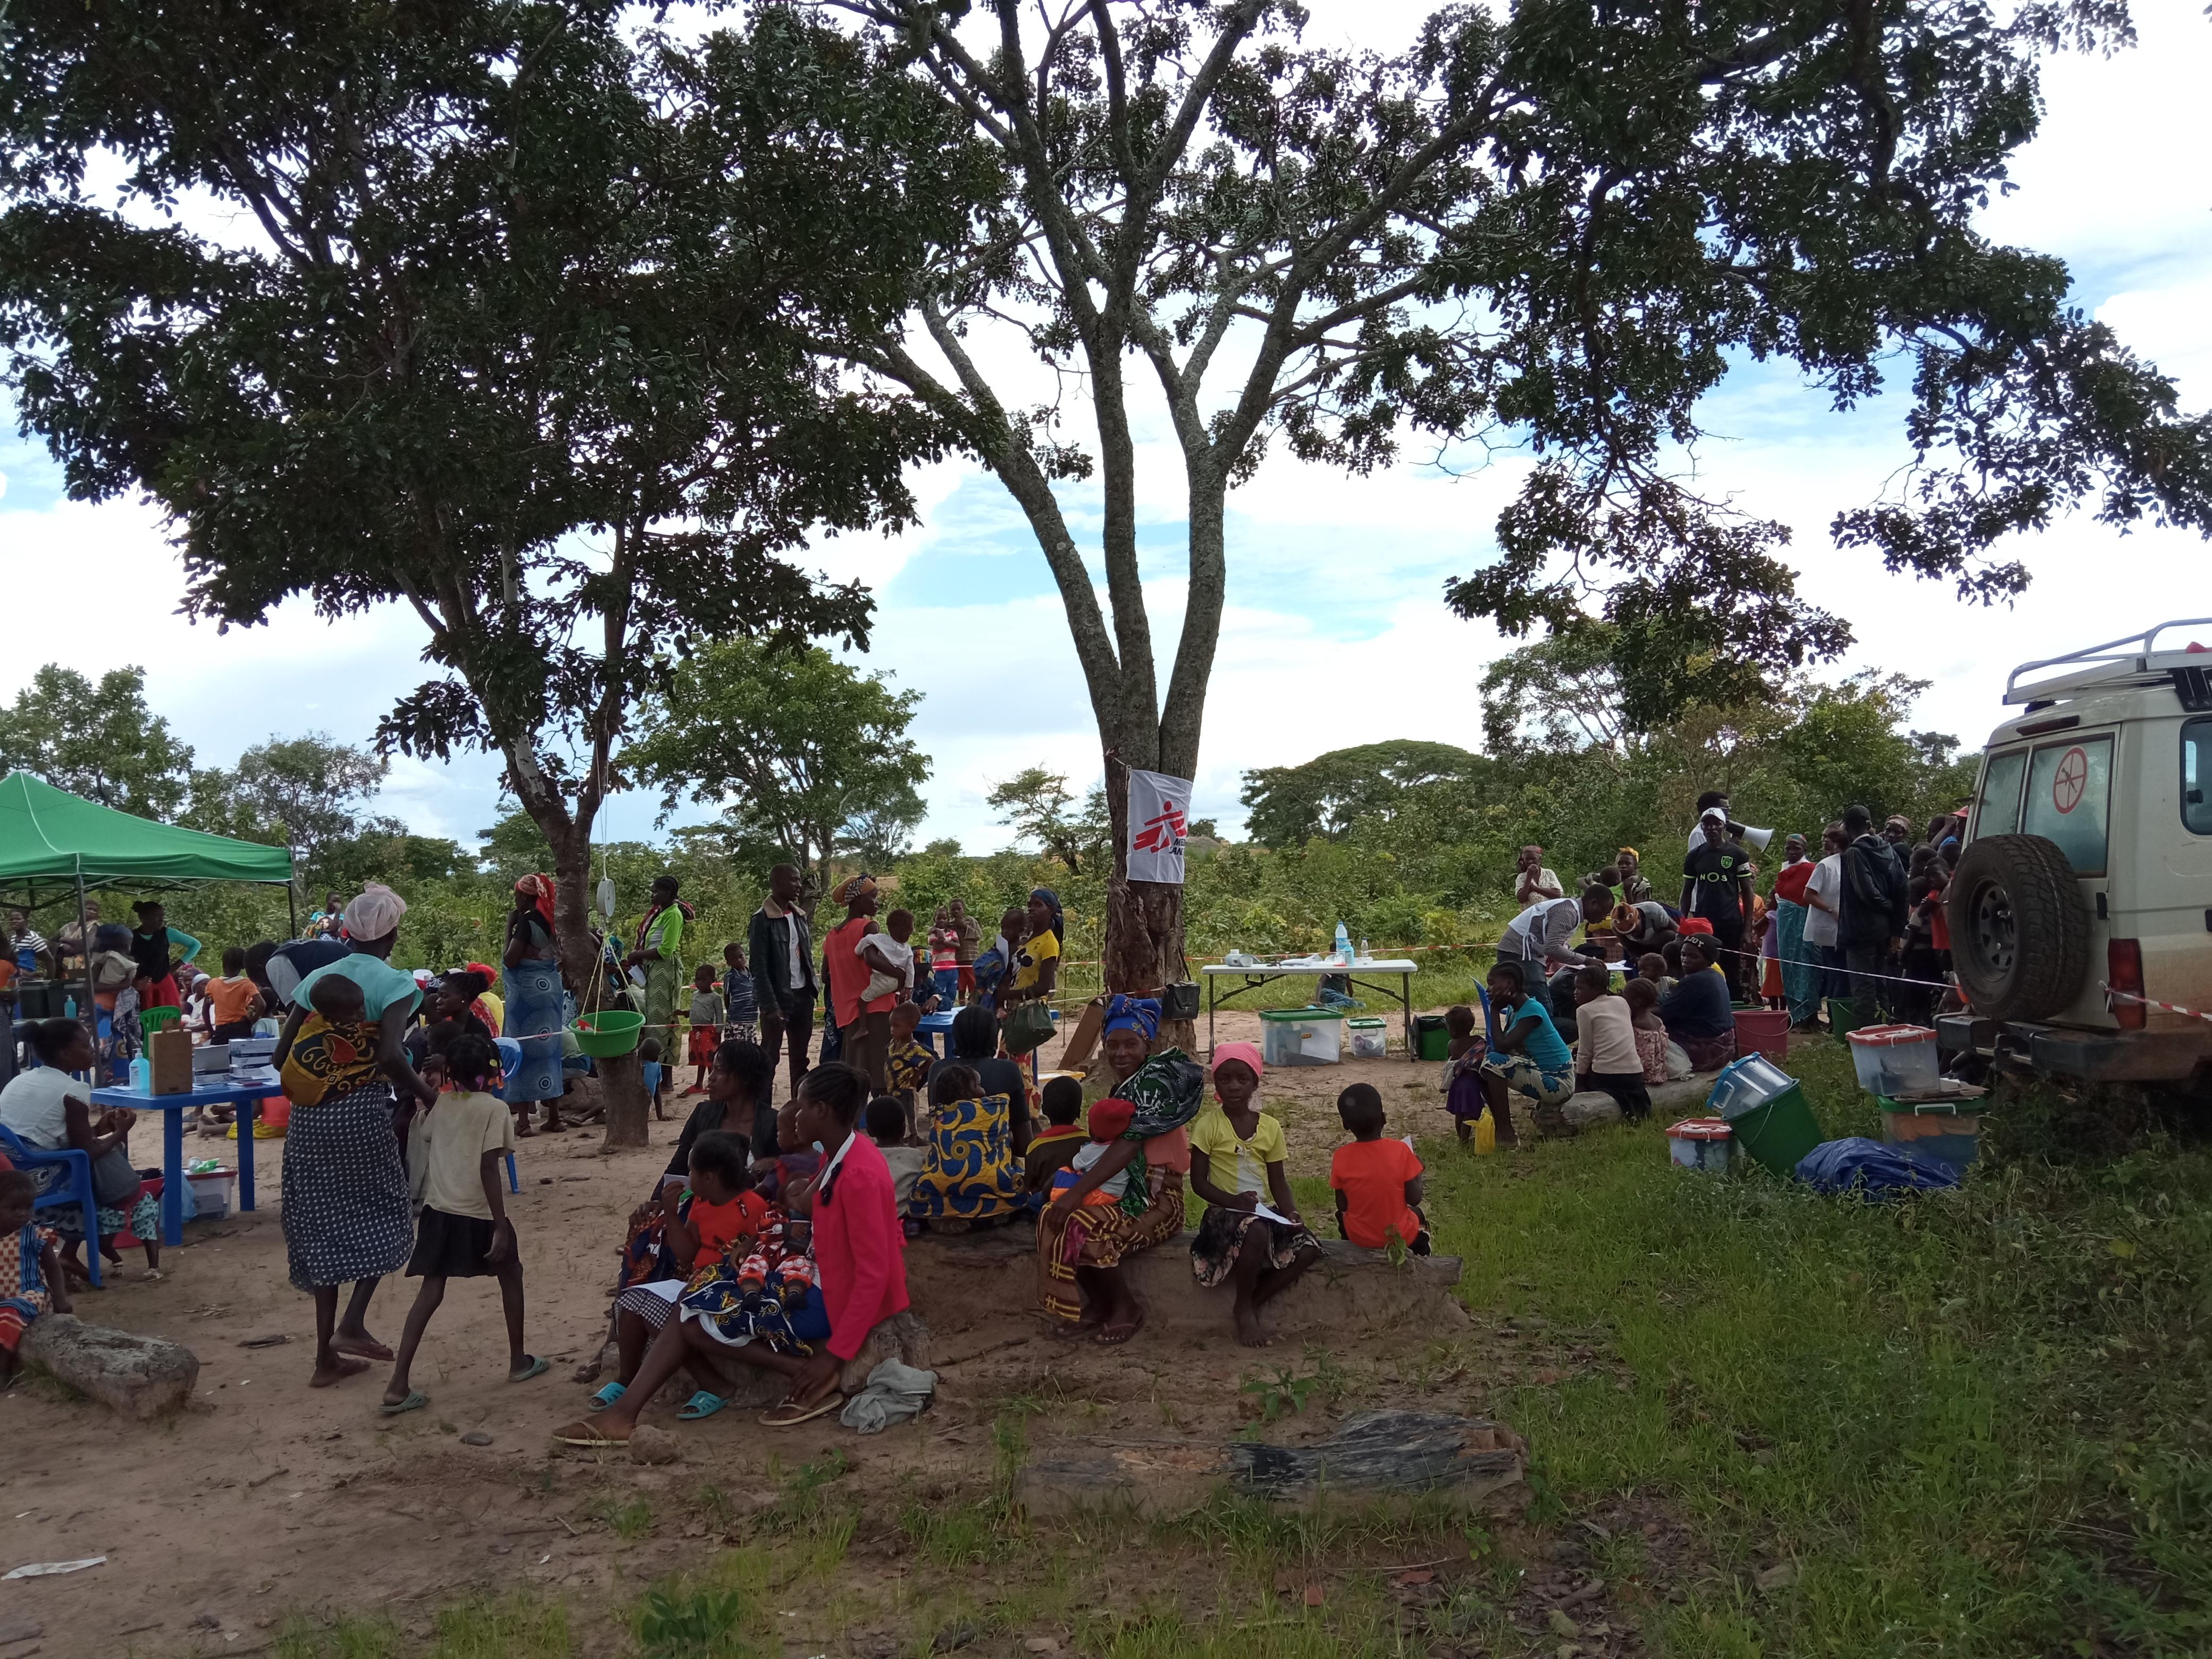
left=1016, top=1410, right=1527, bottom=1519
left=21, top=1315, right=199, bottom=1419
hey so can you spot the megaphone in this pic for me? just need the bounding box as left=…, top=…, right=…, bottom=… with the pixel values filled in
left=1741, top=825, right=1775, bottom=852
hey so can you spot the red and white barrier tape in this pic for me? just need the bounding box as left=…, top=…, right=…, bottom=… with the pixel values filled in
left=2100, top=983, right=2212, bottom=1025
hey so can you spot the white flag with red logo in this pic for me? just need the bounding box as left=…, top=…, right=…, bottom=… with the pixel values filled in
left=1126, top=768, right=1194, bottom=884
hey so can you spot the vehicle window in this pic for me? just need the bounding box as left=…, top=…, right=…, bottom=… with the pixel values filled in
left=2022, top=735, right=2114, bottom=876
left=1974, top=748, right=2027, bottom=840
left=2186, top=719, right=2212, bottom=836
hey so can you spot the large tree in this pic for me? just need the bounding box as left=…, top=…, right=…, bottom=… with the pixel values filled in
left=186, top=734, right=399, bottom=887
left=706, top=0, right=2211, bottom=1002
left=0, top=2, right=976, bottom=1143
left=1239, top=740, right=1488, bottom=849
left=985, top=765, right=1109, bottom=873
left=626, top=638, right=929, bottom=885
left=0, top=664, right=195, bottom=818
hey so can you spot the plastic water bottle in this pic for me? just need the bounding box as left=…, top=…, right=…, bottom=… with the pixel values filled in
left=1358, top=937, right=1369, bottom=965
left=1334, top=921, right=1352, bottom=965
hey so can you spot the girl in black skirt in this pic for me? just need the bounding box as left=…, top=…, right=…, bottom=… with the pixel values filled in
left=380, top=1033, right=547, bottom=1415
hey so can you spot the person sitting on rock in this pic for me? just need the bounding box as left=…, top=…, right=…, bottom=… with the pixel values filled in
left=1188, top=1043, right=1321, bottom=1347
left=0, top=1167, right=70, bottom=1382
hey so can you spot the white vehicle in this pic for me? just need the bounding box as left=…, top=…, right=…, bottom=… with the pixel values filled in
left=1941, top=619, right=2212, bottom=1096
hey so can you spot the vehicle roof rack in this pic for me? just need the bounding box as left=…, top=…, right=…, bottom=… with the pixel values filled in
left=2004, top=619, right=2212, bottom=706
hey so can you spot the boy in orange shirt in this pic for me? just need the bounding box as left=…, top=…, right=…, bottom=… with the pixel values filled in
left=1330, top=1083, right=1428, bottom=1255
left=207, top=946, right=264, bottom=1040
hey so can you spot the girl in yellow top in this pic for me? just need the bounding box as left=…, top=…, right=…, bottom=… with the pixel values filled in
left=1187, top=1042, right=1319, bottom=1347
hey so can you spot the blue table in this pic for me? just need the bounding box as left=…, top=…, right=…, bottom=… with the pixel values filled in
left=910, top=1008, right=1057, bottom=1077
left=91, top=1076, right=282, bottom=1248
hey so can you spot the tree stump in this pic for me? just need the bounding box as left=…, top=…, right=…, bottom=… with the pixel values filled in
left=1015, top=1410, right=1527, bottom=1519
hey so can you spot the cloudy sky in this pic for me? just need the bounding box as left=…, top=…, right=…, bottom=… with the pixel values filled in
left=3, top=3, right=2208, bottom=857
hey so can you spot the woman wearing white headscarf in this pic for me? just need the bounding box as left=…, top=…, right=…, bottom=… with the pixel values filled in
left=278, top=883, right=437, bottom=1388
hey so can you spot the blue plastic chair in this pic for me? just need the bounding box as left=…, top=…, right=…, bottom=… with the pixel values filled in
left=0, top=1122, right=101, bottom=1287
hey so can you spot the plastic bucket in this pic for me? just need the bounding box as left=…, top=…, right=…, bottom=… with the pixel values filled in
left=1413, top=1013, right=1450, bottom=1062
left=570, top=1009, right=644, bottom=1058
left=1706, top=1055, right=1824, bottom=1179
left=1733, top=1008, right=1790, bottom=1063
left=1347, top=1017, right=1388, bottom=1059
left=1847, top=1025, right=1940, bottom=1096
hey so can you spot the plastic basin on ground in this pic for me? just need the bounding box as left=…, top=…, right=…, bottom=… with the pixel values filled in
left=1847, top=1025, right=1940, bottom=1096
left=1705, top=1054, right=1825, bottom=1179
left=1879, top=1097, right=1984, bottom=1172
left=1667, top=1118, right=1732, bottom=1174
left=571, top=1008, right=644, bottom=1058
left=1347, top=1017, right=1388, bottom=1059
left=1260, top=1007, right=1344, bottom=1067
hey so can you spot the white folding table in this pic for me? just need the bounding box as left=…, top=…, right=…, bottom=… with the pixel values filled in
left=1199, top=959, right=1420, bottom=1060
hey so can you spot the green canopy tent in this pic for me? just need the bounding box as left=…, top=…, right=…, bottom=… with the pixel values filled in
left=0, top=769, right=296, bottom=1019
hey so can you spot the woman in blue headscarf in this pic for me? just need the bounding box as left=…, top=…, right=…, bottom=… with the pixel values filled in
left=1036, top=994, right=1203, bottom=1345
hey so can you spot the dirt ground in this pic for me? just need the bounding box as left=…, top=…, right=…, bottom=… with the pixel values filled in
left=0, top=1011, right=1641, bottom=1658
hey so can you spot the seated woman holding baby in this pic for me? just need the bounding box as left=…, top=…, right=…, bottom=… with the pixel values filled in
left=1036, top=995, right=1203, bottom=1345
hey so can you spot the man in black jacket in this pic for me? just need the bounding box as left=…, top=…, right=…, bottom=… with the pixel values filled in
left=747, top=863, right=817, bottom=1096
left=1836, top=804, right=1908, bottom=1025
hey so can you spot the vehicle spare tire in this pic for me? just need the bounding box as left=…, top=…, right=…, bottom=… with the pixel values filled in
left=1947, top=834, right=2090, bottom=1023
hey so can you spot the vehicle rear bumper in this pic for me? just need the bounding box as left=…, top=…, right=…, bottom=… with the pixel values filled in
left=1937, top=1014, right=2212, bottom=1083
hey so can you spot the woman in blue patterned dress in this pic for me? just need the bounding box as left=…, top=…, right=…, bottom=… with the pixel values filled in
left=502, top=875, right=568, bottom=1135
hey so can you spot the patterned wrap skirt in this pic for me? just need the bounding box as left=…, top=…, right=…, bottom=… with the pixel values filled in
left=501, top=958, right=566, bottom=1103
left=281, top=1082, right=413, bottom=1292
left=1036, top=1170, right=1185, bottom=1325
left=910, top=1091, right=1024, bottom=1224
left=1190, top=1204, right=1320, bottom=1289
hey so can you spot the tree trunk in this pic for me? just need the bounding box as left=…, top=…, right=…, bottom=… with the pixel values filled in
left=537, top=811, right=651, bottom=1150
left=1102, top=753, right=1194, bottom=1052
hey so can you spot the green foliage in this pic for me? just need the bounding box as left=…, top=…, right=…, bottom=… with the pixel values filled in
left=1239, top=742, right=1488, bottom=849
left=183, top=732, right=397, bottom=886
left=984, top=765, right=1109, bottom=873
left=0, top=0, right=977, bottom=989
left=0, top=664, right=194, bottom=818
left=627, top=639, right=927, bottom=882
left=1239, top=1366, right=1320, bottom=1425
left=636, top=1586, right=756, bottom=1659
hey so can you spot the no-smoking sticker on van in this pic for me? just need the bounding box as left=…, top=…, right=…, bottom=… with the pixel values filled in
left=2052, top=745, right=2089, bottom=815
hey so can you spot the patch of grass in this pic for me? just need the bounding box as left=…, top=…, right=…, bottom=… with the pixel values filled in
left=635, top=1585, right=757, bottom=1659
left=754, top=1447, right=857, bottom=1572
left=273, top=1612, right=400, bottom=1659
left=1422, top=1033, right=2212, bottom=1655
left=428, top=1594, right=571, bottom=1658
left=587, top=1491, right=655, bottom=1540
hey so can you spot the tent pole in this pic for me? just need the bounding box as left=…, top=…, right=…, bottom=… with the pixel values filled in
left=288, top=884, right=298, bottom=941
left=76, top=875, right=93, bottom=1028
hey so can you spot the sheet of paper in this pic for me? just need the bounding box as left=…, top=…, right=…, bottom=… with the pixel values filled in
left=1251, top=1201, right=1294, bottom=1226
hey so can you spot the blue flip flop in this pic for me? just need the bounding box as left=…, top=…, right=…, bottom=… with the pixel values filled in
left=588, top=1381, right=626, bottom=1410
left=676, top=1390, right=725, bottom=1421
left=510, top=1355, right=551, bottom=1384
left=379, top=1390, right=430, bottom=1417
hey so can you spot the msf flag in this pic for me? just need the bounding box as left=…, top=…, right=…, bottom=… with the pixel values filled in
left=1126, top=768, right=1194, bottom=885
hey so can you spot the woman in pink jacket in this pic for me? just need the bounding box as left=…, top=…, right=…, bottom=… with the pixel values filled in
left=768, top=1061, right=909, bottom=1423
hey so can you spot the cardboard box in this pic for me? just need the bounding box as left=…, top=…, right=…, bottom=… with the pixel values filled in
left=149, top=1027, right=196, bottom=1095
left=1057, top=996, right=1106, bottom=1073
